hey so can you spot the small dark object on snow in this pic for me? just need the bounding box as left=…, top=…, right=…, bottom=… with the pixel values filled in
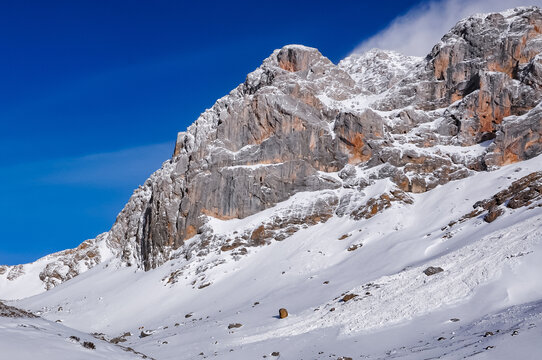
left=110, top=336, right=127, bottom=344
left=185, top=313, right=193, bottom=318
left=437, top=337, right=446, bottom=341
left=82, top=341, right=96, bottom=350
left=271, top=352, right=280, bottom=356
left=140, top=330, right=153, bottom=338
left=228, top=323, right=242, bottom=329
left=512, top=330, right=519, bottom=336
left=423, top=266, right=444, bottom=276
left=483, top=331, right=494, bottom=337
left=329, top=307, right=335, bottom=312
left=450, top=318, right=460, bottom=322
left=341, top=294, right=358, bottom=302
left=279, top=308, right=288, bottom=319
left=347, top=244, right=361, bottom=251
left=69, top=335, right=80, bottom=342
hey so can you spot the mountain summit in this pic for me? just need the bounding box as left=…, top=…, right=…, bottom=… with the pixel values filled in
left=2, top=6, right=542, bottom=360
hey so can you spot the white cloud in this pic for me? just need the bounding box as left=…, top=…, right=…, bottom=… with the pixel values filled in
left=352, top=0, right=542, bottom=57
left=0, top=142, right=174, bottom=188
left=38, top=142, right=174, bottom=187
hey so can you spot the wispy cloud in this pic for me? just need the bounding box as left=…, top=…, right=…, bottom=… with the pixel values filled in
left=38, top=142, right=174, bottom=187
left=351, top=0, right=540, bottom=57
left=1, top=142, right=174, bottom=188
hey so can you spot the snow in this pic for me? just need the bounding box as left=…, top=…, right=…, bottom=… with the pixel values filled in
left=339, top=49, right=422, bottom=90
left=1, top=154, right=539, bottom=359
left=224, top=162, right=283, bottom=170
left=0, top=315, right=146, bottom=359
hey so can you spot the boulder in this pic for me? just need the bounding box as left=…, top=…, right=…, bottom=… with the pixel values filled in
left=423, top=266, right=444, bottom=276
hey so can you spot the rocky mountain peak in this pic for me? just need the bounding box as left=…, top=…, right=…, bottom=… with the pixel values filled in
left=2, top=7, right=542, bottom=292
left=102, top=6, right=542, bottom=272
left=274, top=44, right=329, bottom=72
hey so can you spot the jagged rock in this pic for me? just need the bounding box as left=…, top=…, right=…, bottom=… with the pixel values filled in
left=338, top=49, right=421, bottom=95
left=484, top=206, right=504, bottom=223
left=110, top=337, right=127, bottom=344
left=474, top=171, right=542, bottom=211
left=0, top=301, right=37, bottom=318
left=6, top=265, right=24, bottom=281
left=351, top=190, right=413, bottom=220
left=485, top=104, right=542, bottom=166
left=82, top=341, right=96, bottom=350
left=423, top=266, right=444, bottom=276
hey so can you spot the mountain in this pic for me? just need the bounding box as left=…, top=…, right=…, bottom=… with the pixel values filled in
left=1, top=6, right=542, bottom=360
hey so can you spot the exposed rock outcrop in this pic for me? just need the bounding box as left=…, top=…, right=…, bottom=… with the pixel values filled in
left=3, top=7, right=542, bottom=287
left=0, top=301, right=37, bottom=318
left=49, top=7, right=542, bottom=272
left=119, top=6, right=542, bottom=271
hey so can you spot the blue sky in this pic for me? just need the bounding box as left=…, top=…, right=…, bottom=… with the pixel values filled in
left=0, top=0, right=530, bottom=265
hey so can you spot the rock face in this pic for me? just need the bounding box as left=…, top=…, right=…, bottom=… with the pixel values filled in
left=2, top=7, right=542, bottom=286
left=111, top=7, right=542, bottom=271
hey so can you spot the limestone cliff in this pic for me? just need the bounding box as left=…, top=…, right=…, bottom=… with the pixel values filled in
left=2, top=7, right=542, bottom=288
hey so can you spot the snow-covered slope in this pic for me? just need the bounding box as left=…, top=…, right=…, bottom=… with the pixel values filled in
left=8, top=155, right=542, bottom=359
left=2, top=6, right=542, bottom=360
left=0, top=233, right=115, bottom=299
left=0, top=301, right=149, bottom=359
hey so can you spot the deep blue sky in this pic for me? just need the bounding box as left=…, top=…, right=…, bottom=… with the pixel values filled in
left=0, top=0, right=426, bottom=265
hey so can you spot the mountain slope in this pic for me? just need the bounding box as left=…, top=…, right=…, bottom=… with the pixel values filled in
left=0, top=301, right=150, bottom=360
left=1, top=6, right=542, bottom=360
left=12, top=153, right=542, bottom=359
